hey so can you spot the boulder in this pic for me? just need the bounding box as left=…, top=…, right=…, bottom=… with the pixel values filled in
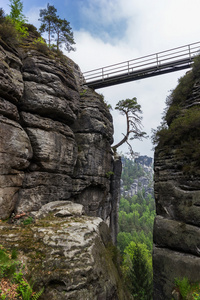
left=0, top=203, right=127, bottom=300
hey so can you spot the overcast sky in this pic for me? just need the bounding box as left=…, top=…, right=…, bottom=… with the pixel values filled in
left=2, top=0, right=200, bottom=158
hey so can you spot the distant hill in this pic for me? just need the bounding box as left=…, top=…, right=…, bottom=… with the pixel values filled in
left=121, top=155, right=154, bottom=198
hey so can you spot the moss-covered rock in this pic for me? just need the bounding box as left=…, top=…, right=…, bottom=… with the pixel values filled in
left=0, top=202, right=127, bottom=299
left=154, top=56, right=200, bottom=299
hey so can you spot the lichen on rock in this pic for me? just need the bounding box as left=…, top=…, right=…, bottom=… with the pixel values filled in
left=0, top=201, right=126, bottom=299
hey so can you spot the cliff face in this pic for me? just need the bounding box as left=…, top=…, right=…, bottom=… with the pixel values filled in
left=0, top=39, right=123, bottom=298
left=153, top=61, right=200, bottom=299
left=0, top=39, right=119, bottom=226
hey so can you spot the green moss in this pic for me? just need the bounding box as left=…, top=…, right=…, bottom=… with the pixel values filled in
left=155, top=106, right=200, bottom=173
left=105, top=171, right=114, bottom=178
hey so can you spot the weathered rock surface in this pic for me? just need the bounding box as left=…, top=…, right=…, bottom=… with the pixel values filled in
left=153, top=66, right=200, bottom=299
left=0, top=202, right=127, bottom=300
left=0, top=36, right=123, bottom=299
left=0, top=41, right=120, bottom=232
left=0, top=40, right=24, bottom=103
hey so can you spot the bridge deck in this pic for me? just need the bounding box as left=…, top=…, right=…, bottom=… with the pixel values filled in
left=82, top=41, right=200, bottom=89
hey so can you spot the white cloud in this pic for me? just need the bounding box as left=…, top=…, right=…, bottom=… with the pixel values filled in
left=67, top=0, right=200, bottom=157
left=2, top=0, right=199, bottom=157
left=26, top=6, right=44, bottom=28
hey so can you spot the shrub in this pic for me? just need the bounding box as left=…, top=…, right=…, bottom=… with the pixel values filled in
left=23, top=216, right=33, bottom=225
left=175, top=277, right=191, bottom=300
left=25, top=23, right=41, bottom=37
left=34, top=41, right=49, bottom=54
left=173, top=277, right=200, bottom=300
left=0, top=246, right=18, bottom=279
left=0, top=245, right=44, bottom=299
left=0, top=8, right=5, bottom=23
left=0, top=17, right=19, bottom=45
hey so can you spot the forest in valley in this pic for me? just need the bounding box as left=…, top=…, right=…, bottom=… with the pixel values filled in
left=117, top=155, right=155, bottom=300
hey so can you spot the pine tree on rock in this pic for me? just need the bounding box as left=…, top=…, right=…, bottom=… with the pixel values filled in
left=39, top=3, right=57, bottom=47
left=112, top=97, right=146, bottom=156
left=39, top=3, right=75, bottom=52
left=53, top=18, right=75, bottom=52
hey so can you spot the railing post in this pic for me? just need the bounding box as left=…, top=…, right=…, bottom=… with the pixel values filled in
left=188, top=44, right=191, bottom=60
left=102, top=68, right=104, bottom=81
left=128, top=61, right=130, bottom=75
left=156, top=53, right=159, bottom=68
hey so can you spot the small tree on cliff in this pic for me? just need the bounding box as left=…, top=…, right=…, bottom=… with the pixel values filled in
left=9, top=0, right=26, bottom=23
left=53, top=17, right=75, bottom=52
left=39, top=3, right=57, bottom=47
left=39, top=3, right=75, bottom=51
left=112, top=97, right=146, bottom=156
left=8, top=0, right=28, bottom=38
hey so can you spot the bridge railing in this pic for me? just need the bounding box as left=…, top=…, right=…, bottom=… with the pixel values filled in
left=83, top=41, right=200, bottom=84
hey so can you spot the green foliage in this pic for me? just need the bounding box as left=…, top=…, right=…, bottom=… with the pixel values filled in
left=0, top=1, right=29, bottom=44
left=39, top=3, right=57, bottom=47
left=0, top=292, right=6, bottom=299
left=121, top=155, right=144, bottom=189
left=9, top=0, right=27, bottom=23
left=0, top=246, right=18, bottom=279
left=98, top=93, right=113, bottom=110
left=152, top=55, right=200, bottom=174
left=0, top=12, right=19, bottom=44
left=11, top=249, right=18, bottom=260
left=117, top=155, right=154, bottom=299
left=17, top=279, right=33, bottom=299
left=32, top=37, right=46, bottom=45
left=25, top=23, right=40, bottom=36
left=80, top=89, right=87, bottom=96
left=153, top=106, right=200, bottom=173
left=13, top=270, right=24, bottom=283
left=32, top=37, right=49, bottom=54
left=8, top=0, right=28, bottom=38
left=39, top=3, right=75, bottom=52
left=23, top=216, right=33, bottom=225
left=117, top=192, right=155, bottom=254
left=15, top=276, right=44, bottom=300
left=112, top=97, right=146, bottom=154
left=123, top=242, right=153, bottom=300
left=0, top=245, right=44, bottom=299
left=193, top=292, right=200, bottom=300
left=175, top=277, right=191, bottom=300
left=0, top=8, right=5, bottom=21
left=13, top=20, right=28, bottom=37
left=165, top=55, right=200, bottom=125
left=105, top=171, right=114, bottom=178
left=153, top=55, right=200, bottom=160
left=173, top=277, right=200, bottom=300
left=53, top=17, right=75, bottom=52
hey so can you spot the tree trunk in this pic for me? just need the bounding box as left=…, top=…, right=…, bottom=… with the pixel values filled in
left=112, top=112, right=129, bottom=150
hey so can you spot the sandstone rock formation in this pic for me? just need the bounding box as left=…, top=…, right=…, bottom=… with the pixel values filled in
left=153, top=62, right=200, bottom=299
left=0, top=39, right=120, bottom=232
left=0, top=36, right=123, bottom=299
left=0, top=202, right=126, bottom=300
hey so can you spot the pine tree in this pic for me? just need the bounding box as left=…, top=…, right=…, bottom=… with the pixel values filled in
left=39, top=3, right=75, bottom=52
left=123, top=242, right=153, bottom=300
left=39, top=3, right=57, bottom=47
left=53, top=18, right=75, bottom=52
left=112, top=98, right=146, bottom=156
